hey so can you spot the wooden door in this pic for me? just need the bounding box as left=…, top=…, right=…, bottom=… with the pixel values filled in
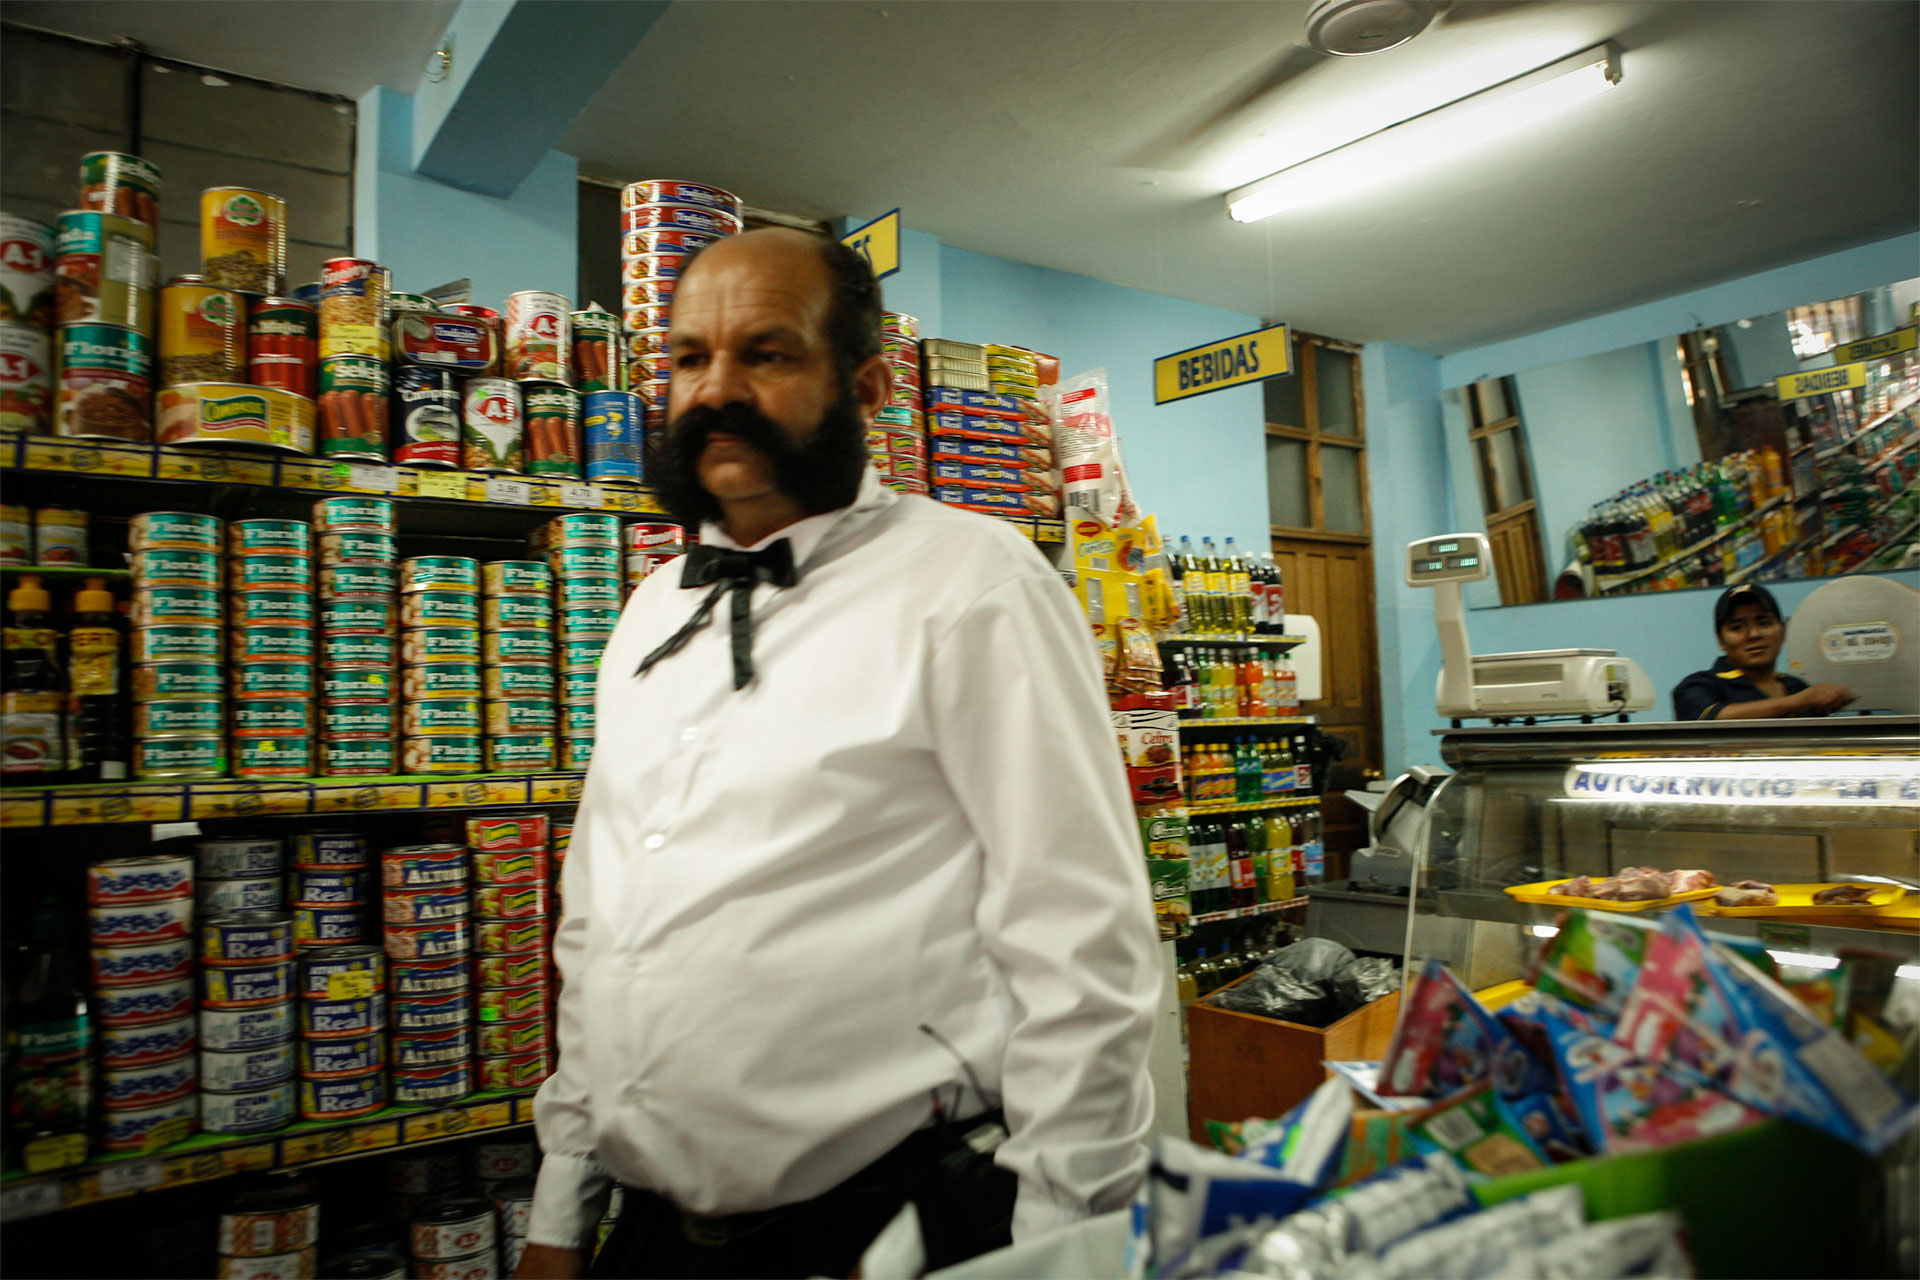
left=1486, top=506, right=1548, bottom=605
left=1271, top=535, right=1382, bottom=872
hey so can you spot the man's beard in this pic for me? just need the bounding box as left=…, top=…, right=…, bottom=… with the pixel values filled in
left=647, top=385, right=870, bottom=528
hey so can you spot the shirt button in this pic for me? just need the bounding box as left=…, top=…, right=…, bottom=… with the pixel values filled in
left=680, top=726, right=698, bottom=742
left=643, top=834, right=665, bottom=850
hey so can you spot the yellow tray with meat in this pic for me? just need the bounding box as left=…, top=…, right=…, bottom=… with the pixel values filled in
left=1503, top=878, right=1720, bottom=913
left=1704, top=882, right=1908, bottom=917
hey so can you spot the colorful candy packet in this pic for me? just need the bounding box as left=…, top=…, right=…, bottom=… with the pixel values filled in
left=1530, top=909, right=1656, bottom=1019
left=1544, top=1003, right=1766, bottom=1154
left=1405, top=1082, right=1552, bottom=1179
left=1378, top=959, right=1530, bottom=1100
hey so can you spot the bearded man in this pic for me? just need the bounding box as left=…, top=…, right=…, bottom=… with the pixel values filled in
left=516, top=228, right=1158, bottom=1280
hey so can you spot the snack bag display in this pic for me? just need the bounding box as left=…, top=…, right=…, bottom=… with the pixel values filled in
left=1612, top=908, right=1745, bottom=1082
left=1543, top=1008, right=1766, bottom=1154
left=1406, top=1083, right=1551, bottom=1178
left=1378, top=959, right=1529, bottom=1100
left=1531, top=909, right=1655, bottom=1019
left=1050, top=368, right=1136, bottom=527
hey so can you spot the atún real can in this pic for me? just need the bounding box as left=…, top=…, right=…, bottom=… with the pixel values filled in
left=292, top=905, right=364, bottom=948
left=200, top=1001, right=294, bottom=1051
left=200, top=959, right=294, bottom=1007
left=288, top=867, right=365, bottom=907
left=290, top=831, right=369, bottom=867
left=297, top=1034, right=384, bottom=1079
left=198, top=874, right=283, bottom=914
left=298, top=1069, right=385, bottom=1120
left=201, top=1081, right=293, bottom=1134
left=200, top=1041, right=295, bottom=1092
left=201, top=911, right=294, bottom=965
left=298, top=994, right=385, bottom=1039
left=297, top=945, right=385, bottom=1000
left=198, top=837, right=283, bottom=878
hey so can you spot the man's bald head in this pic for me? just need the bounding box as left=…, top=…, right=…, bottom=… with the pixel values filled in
left=676, top=227, right=882, bottom=378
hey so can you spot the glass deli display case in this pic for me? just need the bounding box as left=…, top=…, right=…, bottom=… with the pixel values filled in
left=1421, top=715, right=1919, bottom=962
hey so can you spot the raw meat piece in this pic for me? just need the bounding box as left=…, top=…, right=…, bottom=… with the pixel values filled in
left=1593, top=871, right=1672, bottom=901
left=1812, top=884, right=1876, bottom=905
left=1666, top=869, right=1718, bottom=893
left=1714, top=885, right=1778, bottom=908
left=1549, top=876, right=1596, bottom=897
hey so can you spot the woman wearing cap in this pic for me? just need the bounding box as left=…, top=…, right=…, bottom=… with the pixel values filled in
left=1672, top=583, right=1856, bottom=720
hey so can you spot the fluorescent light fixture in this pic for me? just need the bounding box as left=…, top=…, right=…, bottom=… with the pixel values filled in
left=1529, top=924, right=1560, bottom=939
left=1227, top=42, right=1622, bottom=223
left=1898, top=964, right=1920, bottom=982
left=1767, top=950, right=1840, bottom=971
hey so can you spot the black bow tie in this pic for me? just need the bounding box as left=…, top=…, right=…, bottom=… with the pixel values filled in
left=635, top=540, right=798, bottom=690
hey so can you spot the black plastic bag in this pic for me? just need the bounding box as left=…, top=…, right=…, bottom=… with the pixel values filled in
left=1209, top=937, right=1357, bottom=1026
left=1331, top=955, right=1401, bottom=1012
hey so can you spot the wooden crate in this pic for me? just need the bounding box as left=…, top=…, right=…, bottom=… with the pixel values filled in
left=1185, top=978, right=1402, bottom=1143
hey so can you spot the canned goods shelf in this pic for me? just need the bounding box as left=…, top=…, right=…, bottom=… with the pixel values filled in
left=0, top=435, right=665, bottom=516
left=0, top=565, right=132, bottom=576
left=0, top=1089, right=538, bottom=1223
left=1175, top=716, right=1318, bottom=731
left=0, top=772, right=586, bottom=829
left=1185, top=796, right=1321, bottom=816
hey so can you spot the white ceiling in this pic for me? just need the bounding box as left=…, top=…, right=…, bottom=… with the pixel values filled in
left=8, top=0, right=1916, bottom=353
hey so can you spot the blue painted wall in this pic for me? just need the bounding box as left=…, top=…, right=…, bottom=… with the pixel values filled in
left=355, top=87, right=578, bottom=308
left=1372, top=229, right=1920, bottom=773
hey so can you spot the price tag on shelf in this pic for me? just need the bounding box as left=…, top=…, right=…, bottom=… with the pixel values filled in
left=0, top=1180, right=61, bottom=1223
left=342, top=463, right=400, bottom=493
left=427, top=781, right=494, bottom=809
left=313, top=783, right=412, bottom=813
left=466, top=1101, right=513, bottom=1130
left=52, top=791, right=136, bottom=826
left=281, top=1129, right=359, bottom=1165
left=514, top=1097, right=539, bottom=1124
left=0, top=793, right=44, bottom=828
left=224, top=1143, right=276, bottom=1177
left=402, top=1113, right=446, bottom=1144
left=417, top=471, right=471, bottom=501
left=97, top=1158, right=163, bottom=1196
left=530, top=775, right=584, bottom=804
left=486, top=478, right=533, bottom=505
left=559, top=483, right=599, bottom=509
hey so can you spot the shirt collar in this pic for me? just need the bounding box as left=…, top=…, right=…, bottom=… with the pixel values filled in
left=698, top=467, right=892, bottom=568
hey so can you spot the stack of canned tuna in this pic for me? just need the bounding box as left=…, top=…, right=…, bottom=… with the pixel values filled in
left=316, top=498, right=402, bottom=775
left=539, top=514, right=620, bottom=772
left=128, top=512, right=227, bottom=779
left=468, top=814, right=554, bottom=1093
left=397, top=555, right=484, bottom=774
left=216, top=1181, right=322, bottom=1280
left=87, top=854, right=198, bottom=1154
left=872, top=313, right=929, bottom=497
left=618, top=179, right=743, bottom=440
left=383, top=841, right=475, bottom=1103
left=0, top=207, right=55, bottom=432
left=199, top=899, right=299, bottom=1134
left=479, top=559, right=559, bottom=773
left=289, top=830, right=372, bottom=951
left=227, top=516, right=319, bottom=779
left=409, top=1195, right=497, bottom=1280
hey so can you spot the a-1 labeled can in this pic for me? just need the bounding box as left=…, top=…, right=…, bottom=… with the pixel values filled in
left=461, top=377, right=523, bottom=472
left=503, top=291, right=569, bottom=382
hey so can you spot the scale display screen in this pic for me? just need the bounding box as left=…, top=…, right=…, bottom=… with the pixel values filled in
left=1430, top=541, right=1460, bottom=554
left=1406, top=534, right=1491, bottom=584
left=1415, top=558, right=1447, bottom=573
left=1455, top=555, right=1480, bottom=568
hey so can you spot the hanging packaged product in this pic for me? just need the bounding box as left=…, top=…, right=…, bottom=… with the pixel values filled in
left=55, top=323, right=152, bottom=441
left=247, top=296, right=318, bottom=398
left=200, top=187, right=288, bottom=296
left=522, top=382, right=582, bottom=478
left=462, top=377, right=524, bottom=472
left=317, top=353, right=389, bottom=460
left=0, top=323, right=53, bottom=432
left=158, top=276, right=247, bottom=386
left=503, top=291, right=570, bottom=382
left=318, top=258, right=388, bottom=359
left=156, top=383, right=315, bottom=453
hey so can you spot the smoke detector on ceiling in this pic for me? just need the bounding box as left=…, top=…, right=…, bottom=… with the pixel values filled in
left=1305, top=0, right=1437, bottom=55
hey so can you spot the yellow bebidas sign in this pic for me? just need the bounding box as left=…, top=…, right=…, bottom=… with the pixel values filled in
left=1776, top=362, right=1867, bottom=401
left=1829, top=326, right=1917, bottom=365
left=1153, top=323, right=1291, bottom=405
left=839, top=209, right=900, bottom=280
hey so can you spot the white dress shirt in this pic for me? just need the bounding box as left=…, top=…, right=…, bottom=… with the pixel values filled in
left=527, top=466, right=1160, bottom=1251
